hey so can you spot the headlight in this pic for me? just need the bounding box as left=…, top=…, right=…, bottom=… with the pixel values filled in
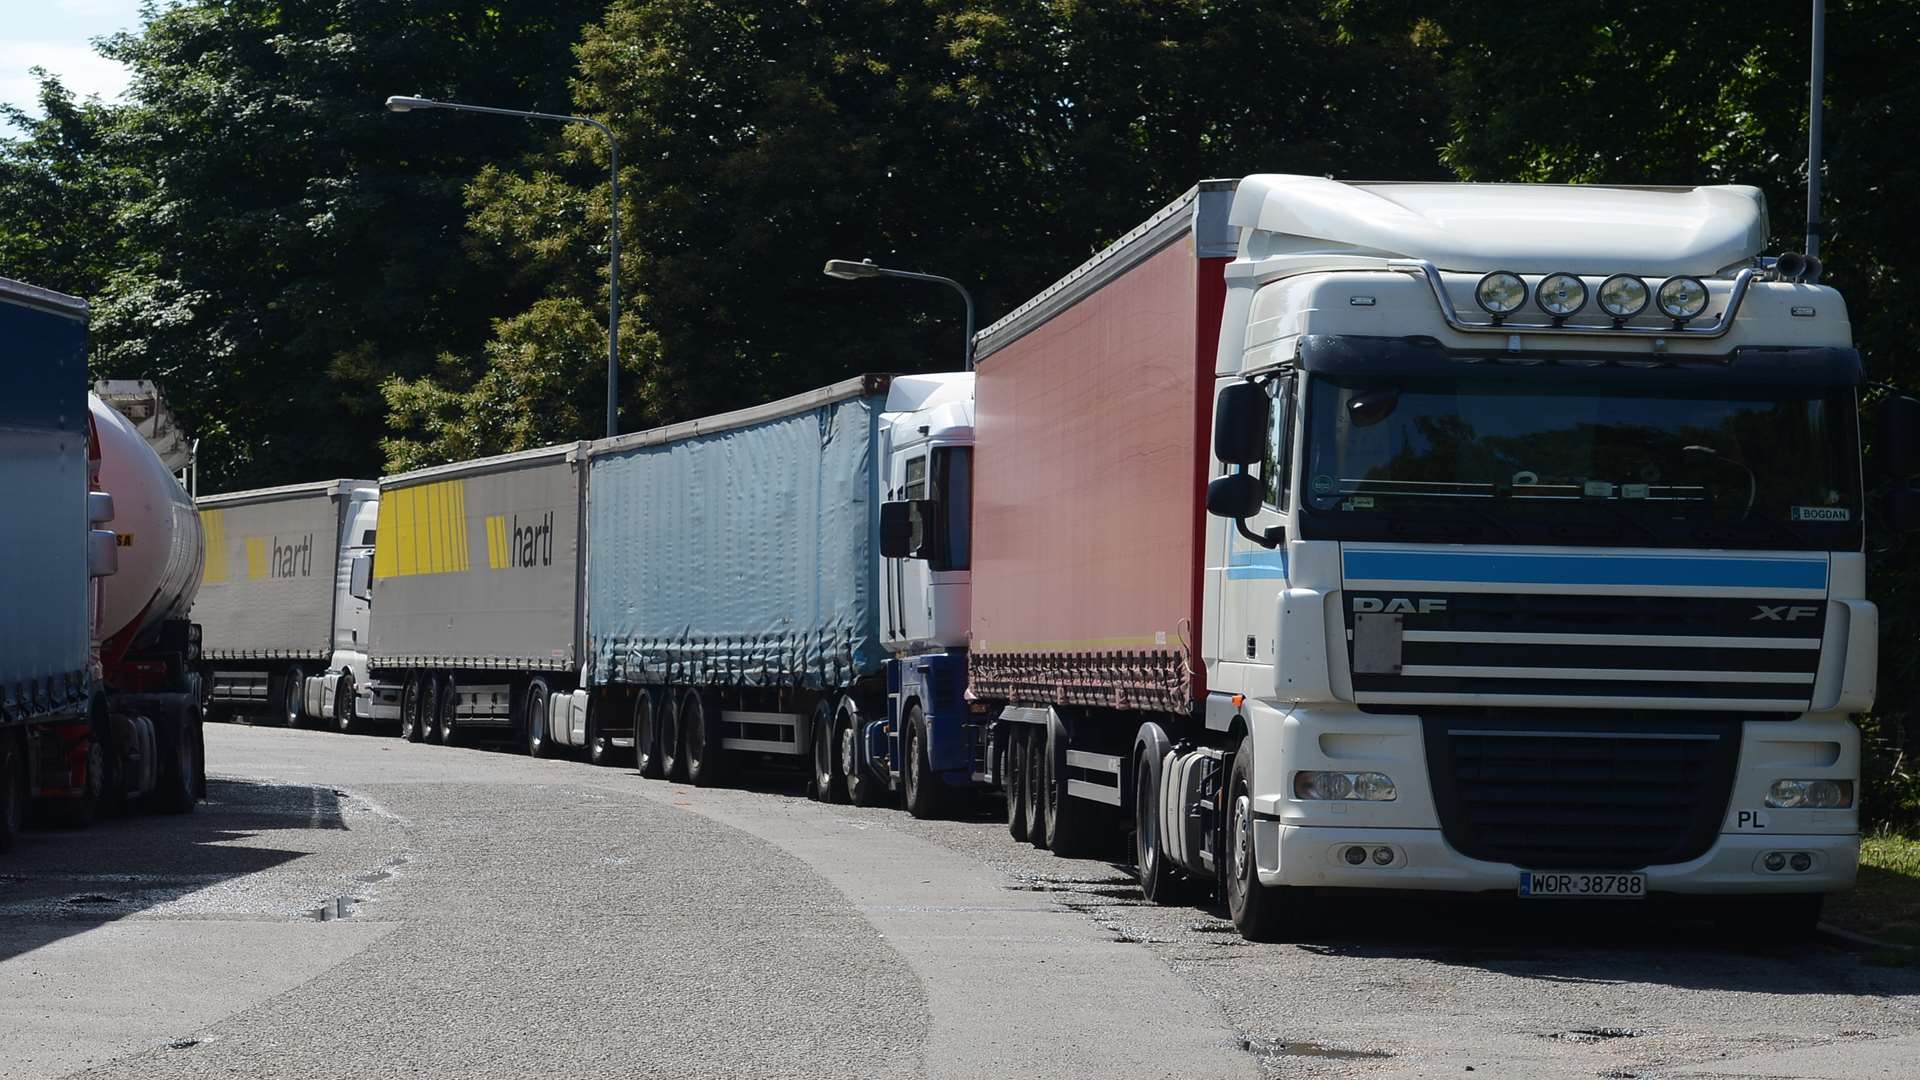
left=1535, top=272, right=1587, bottom=317
left=1656, top=276, right=1710, bottom=320
left=1474, top=271, right=1527, bottom=316
left=1597, top=274, right=1649, bottom=318
left=1295, top=770, right=1397, bottom=802
left=1765, top=778, right=1854, bottom=809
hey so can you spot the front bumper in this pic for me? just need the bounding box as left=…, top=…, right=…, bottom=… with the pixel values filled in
left=1260, top=822, right=1858, bottom=894
left=1243, top=700, right=1860, bottom=894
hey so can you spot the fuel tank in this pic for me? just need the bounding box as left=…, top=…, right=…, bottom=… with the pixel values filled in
left=89, top=393, right=202, bottom=645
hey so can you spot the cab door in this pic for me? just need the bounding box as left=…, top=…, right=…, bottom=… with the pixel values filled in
left=1214, top=372, right=1296, bottom=696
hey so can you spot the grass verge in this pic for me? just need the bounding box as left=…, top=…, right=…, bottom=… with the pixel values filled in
left=1823, top=830, right=1920, bottom=952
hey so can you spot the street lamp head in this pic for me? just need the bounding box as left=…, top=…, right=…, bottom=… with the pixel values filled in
left=385, top=95, right=437, bottom=113
left=822, top=258, right=880, bottom=281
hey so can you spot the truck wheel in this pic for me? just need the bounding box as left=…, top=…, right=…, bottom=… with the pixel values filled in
left=0, top=730, right=24, bottom=853
left=810, top=697, right=846, bottom=803
left=400, top=674, right=421, bottom=742
left=1136, top=754, right=1187, bottom=903
left=660, top=690, right=687, bottom=782
left=1025, top=730, right=1048, bottom=848
left=334, top=673, right=357, bottom=735
left=280, top=666, right=306, bottom=728
left=1005, top=727, right=1029, bottom=842
left=903, top=703, right=946, bottom=819
left=523, top=678, right=550, bottom=758
left=158, top=709, right=200, bottom=814
left=840, top=698, right=882, bottom=807
left=682, top=690, right=723, bottom=787
left=417, top=676, right=440, bottom=744
left=1044, top=714, right=1094, bottom=857
left=1224, top=745, right=1317, bottom=942
left=634, top=689, right=662, bottom=779
left=1716, top=894, right=1825, bottom=946
left=437, top=675, right=459, bottom=745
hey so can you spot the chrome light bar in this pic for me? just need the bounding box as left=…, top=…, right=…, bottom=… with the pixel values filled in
left=1388, top=259, right=1758, bottom=340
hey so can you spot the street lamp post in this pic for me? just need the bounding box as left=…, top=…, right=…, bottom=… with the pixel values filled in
left=386, top=95, right=622, bottom=438
left=822, top=258, right=976, bottom=371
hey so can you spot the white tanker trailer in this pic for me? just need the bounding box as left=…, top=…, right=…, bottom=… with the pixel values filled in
left=1, top=278, right=205, bottom=850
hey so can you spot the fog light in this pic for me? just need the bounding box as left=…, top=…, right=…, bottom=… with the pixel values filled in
left=1597, top=274, right=1649, bottom=318
left=1764, top=852, right=1787, bottom=872
left=1475, top=271, right=1527, bottom=316
left=1656, top=276, right=1709, bottom=321
left=1344, top=845, right=1368, bottom=865
left=1372, top=846, right=1394, bottom=866
left=1535, top=272, right=1588, bottom=317
left=1767, top=779, right=1854, bottom=809
left=1790, top=852, right=1813, bottom=872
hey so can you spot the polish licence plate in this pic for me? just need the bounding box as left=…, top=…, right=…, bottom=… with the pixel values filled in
left=1518, top=871, right=1646, bottom=899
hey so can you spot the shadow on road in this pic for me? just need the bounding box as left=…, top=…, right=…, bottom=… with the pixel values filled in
left=0, top=777, right=347, bottom=965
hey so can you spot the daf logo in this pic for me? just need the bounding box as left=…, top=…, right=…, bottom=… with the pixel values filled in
left=1753, top=605, right=1820, bottom=622
left=1353, top=597, right=1447, bottom=615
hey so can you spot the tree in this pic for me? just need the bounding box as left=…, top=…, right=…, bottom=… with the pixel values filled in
left=417, top=0, right=1446, bottom=464
left=77, top=0, right=607, bottom=489
left=0, top=73, right=145, bottom=299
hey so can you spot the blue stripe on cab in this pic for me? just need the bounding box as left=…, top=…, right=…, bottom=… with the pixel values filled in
left=1342, top=550, right=1827, bottom=590
left=1226, top=549, right=1288, bottom=581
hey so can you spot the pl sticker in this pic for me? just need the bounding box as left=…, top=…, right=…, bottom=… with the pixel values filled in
left=1312, top=474, right=1334, bottom=496
left=1791, top=506, right=1851, bottom=522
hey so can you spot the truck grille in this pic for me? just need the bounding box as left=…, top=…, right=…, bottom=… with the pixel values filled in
left=1421, top=712, right=1741, bottom=870
left=1345, top=593, right=1825, bottom=711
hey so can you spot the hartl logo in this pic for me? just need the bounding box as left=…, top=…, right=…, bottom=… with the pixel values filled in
left=272, top=534, right=314, bottom=578
left=486, top=511, right=555, bottom=569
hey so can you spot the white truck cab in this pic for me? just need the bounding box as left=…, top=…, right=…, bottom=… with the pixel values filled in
left=1197, top=176, right=1867, bottom=929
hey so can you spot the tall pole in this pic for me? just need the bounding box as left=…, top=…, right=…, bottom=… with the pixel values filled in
left=1807, top=0, right=1825, bottom=259
left=821, top=259, right=976, bottom=371
left=386, top=96, right=621, bottom=437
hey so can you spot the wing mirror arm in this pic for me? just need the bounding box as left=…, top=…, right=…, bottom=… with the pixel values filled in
left=1235, top=514, right=1285, bottom=550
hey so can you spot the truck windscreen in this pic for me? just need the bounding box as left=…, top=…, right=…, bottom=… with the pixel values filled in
left=1298, top=374, right=1861, bottom=551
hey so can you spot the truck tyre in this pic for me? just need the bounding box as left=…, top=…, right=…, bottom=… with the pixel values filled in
left=524, top=678, right=550, bottom=758
left=1224, top=744, right=1319, bottom=942
left=1005, top=726, right=1029, bottom=842
left=334, top=673, right=357, bottom=735
left=400, top=674, right=422, bottom=742
left=903, top=703, right=945, bottom=819
left=810, top=697, right=846, bottom=803
left=1136, top=754, right=1187, bottom=904
left=660, top=689, right=687, bottom=782
left=1043, top=712, right=1095, bottom=857
left=417, top=676, right=440, bottom=744
left=0, top=730, right=24, bottom=853
left=62, top=699, right=112, bottom=828
left=840, top=697, right=883, bottom=807
left=634, top=689, right=662, bottom=779
left=1717, top=894, right=1824, bottom=946
left=437, top=674, right=459, bottom=745
left=682, top=690, right=722, bottom=787
left=279, top=665, right=306, bottom=727
left=158, top=707, right=200, bottom=814
left=1025, top=730, right=1048, bottom=848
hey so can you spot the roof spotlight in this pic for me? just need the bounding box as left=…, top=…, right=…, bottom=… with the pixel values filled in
left=1475, top=271, right=1527, bottom=317
left=1656, top=276, right=1710, bottom=321
left=1597, top=274, right=1649, bottom=319
left=1535, top=273, right=1588, bottom=318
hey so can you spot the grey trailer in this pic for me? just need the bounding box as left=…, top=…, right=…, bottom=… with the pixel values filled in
left=584, top=374, right=892, bottom=785
left=195, top=479, right=379, bottom=727
left=368, top=442, right=588, bottom=753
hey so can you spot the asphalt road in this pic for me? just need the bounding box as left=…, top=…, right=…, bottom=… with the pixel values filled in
left=1, top=723, right=1916, bottom=1079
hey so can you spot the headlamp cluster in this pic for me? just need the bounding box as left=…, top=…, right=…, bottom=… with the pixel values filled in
left=1474, top=271, right=1711, bottom=324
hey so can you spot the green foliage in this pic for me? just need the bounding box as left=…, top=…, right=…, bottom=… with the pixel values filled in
left=434, top=0, right=1445, bottom=456
left=0, top=74, right=147, bottom=298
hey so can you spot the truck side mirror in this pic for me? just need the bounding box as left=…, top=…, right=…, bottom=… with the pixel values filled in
left=1206, top=472, right=1264, bottom=519
left=1875, top=395, right=1920, bottom=482
left=1213, top=382, right=1270, bottom=466
left=349, top=553, right=372, bottom=601
left=879, top=501, right=915, bottom=559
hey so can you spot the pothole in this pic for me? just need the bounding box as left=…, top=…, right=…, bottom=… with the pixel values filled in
left=62, top=893, right=120, bottom=906
left=1241, top=1034, right=1391, bottom=1061
left=165, top=1038, right=200, bottom=1051
left=1551, top=1027, right=1648, bottom=1044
